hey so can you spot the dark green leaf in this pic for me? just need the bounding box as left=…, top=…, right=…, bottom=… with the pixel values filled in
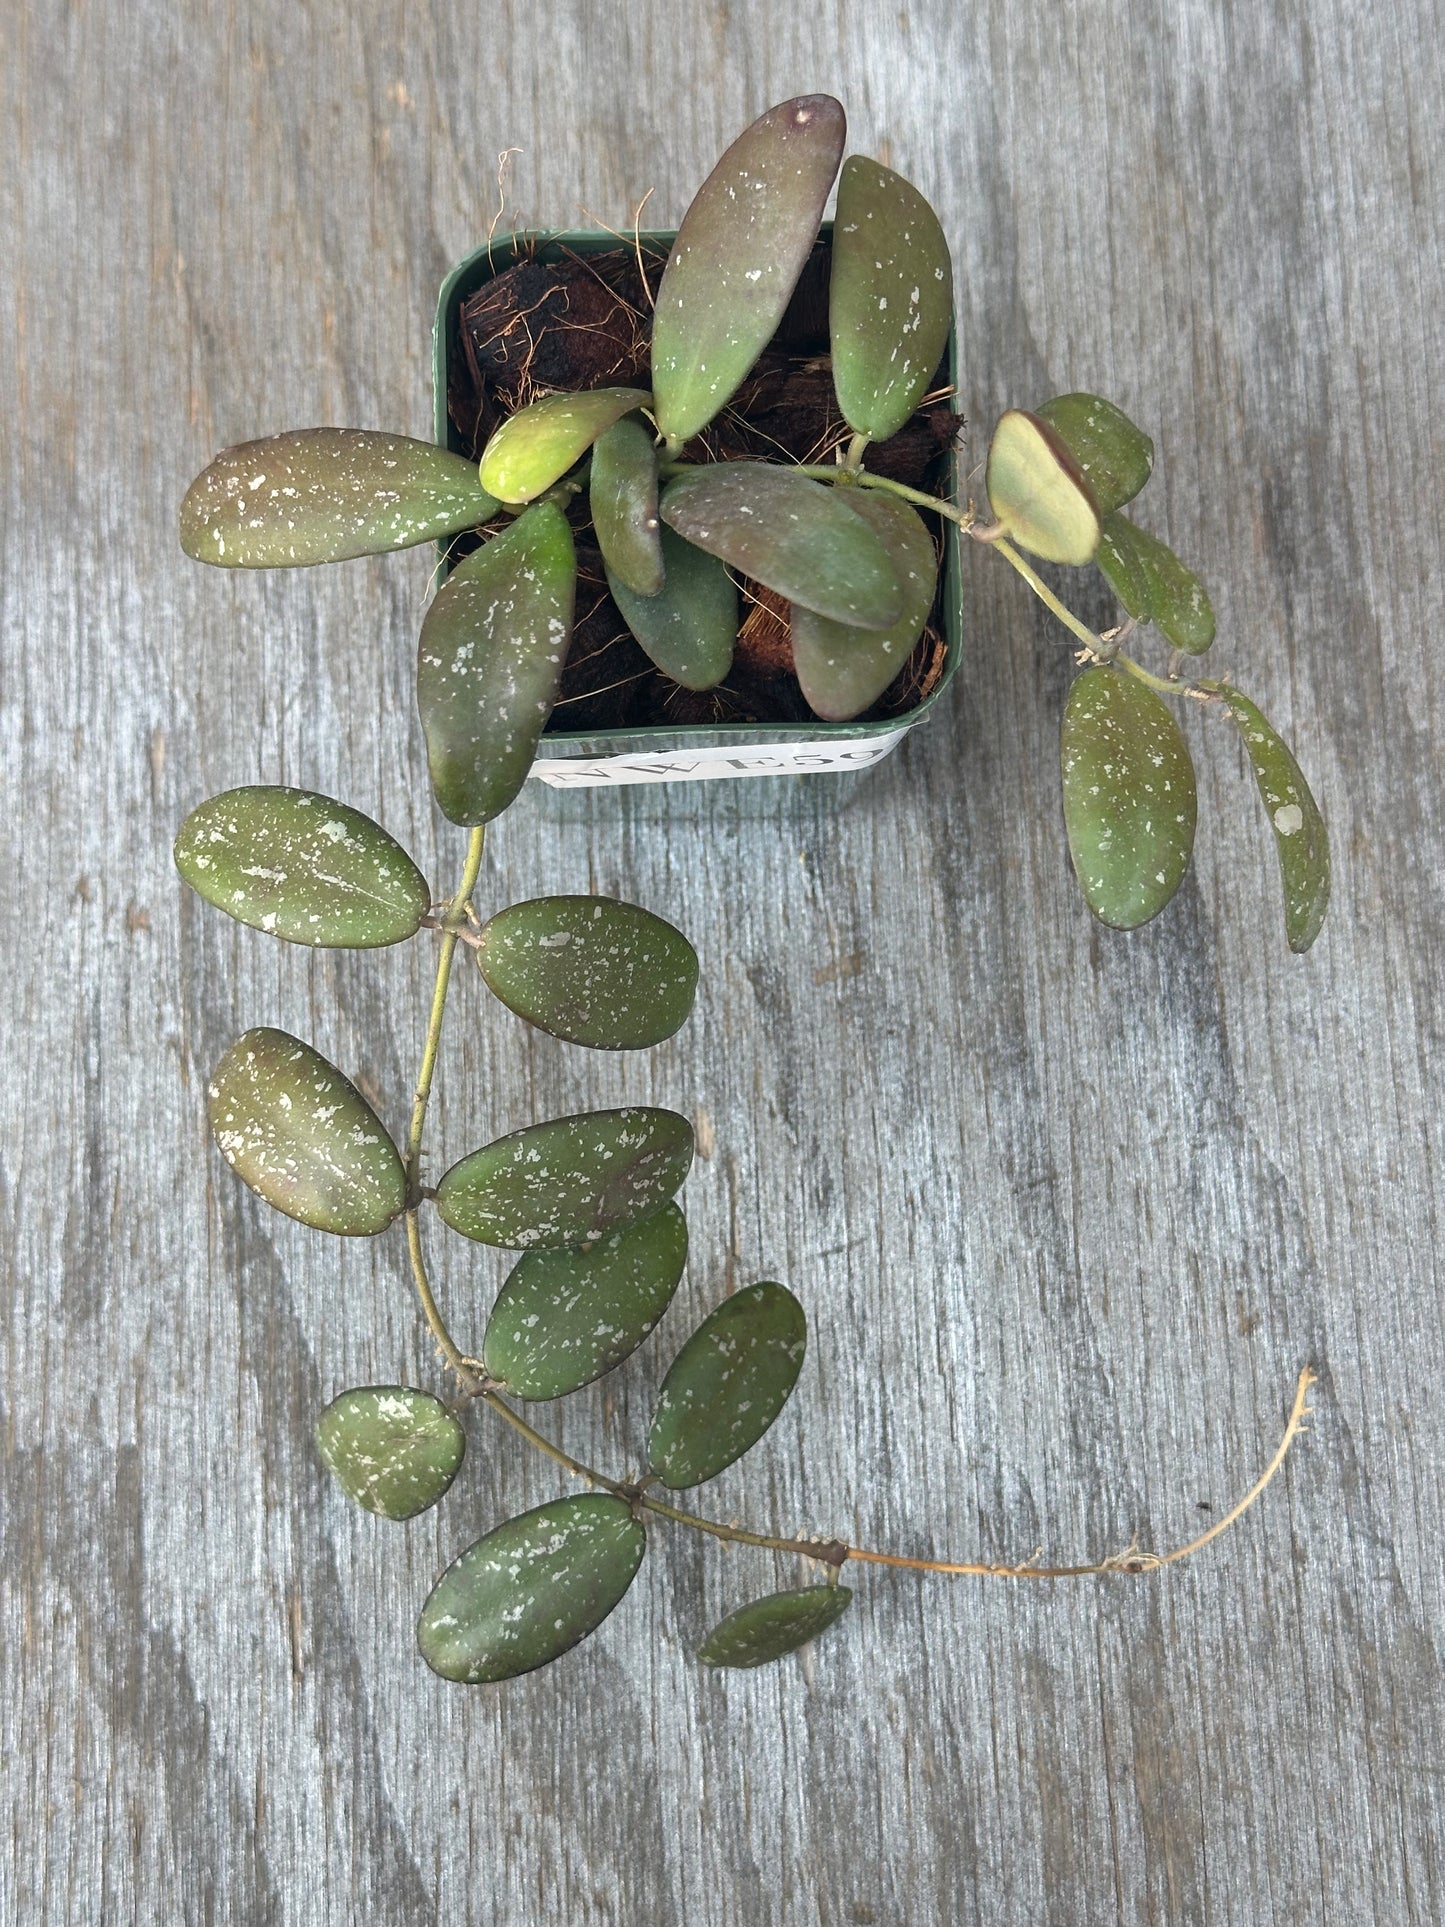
left=208, top=1028, right=405, bottom=1235
left=416, top=503, right=576, bottom=825
left=1035, top=395, right=1154, bottom=517
left=179, top=429, right=499, bottom=567
left=986, top=409, right=1100, bottom=565
left=483, top=1203, right=689, bottom=1399
left=590, top=417, right=664, bottom=595
left=698, top=1585, right=853, bottom=1669
left=791, top=492, right=937, bottom=720
left=829, top=156, right=953, bottom=444
left=648, top=1281, right=806, bottom=1490
left=476, top=895, right=699, bottom=1049
left=417, top=1494, right=645, bottom=1683
left=436, top=1108, right=694, bottom=1249
left=607, top=525, right=736, bottom=690
left=661, top=464, right=902, bottom=629
left=1061, top=667, right=1198, bottom=929
left=315, top=1387, right=465, bottom=1520
left=174, top=786, right=429, bottom=948
left=1217, top=686, right=1331, bottom=952
left=479, top=388, right=651, bottom=505
left=651, top=96, right=846, bottom=449
left=1096, top=512, right=1216, bottom=654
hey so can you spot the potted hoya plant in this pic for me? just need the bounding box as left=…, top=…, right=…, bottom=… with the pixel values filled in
left=175, top=96, right=1325, bottom=1685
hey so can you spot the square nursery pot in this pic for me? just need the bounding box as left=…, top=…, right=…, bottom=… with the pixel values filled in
left=434, top=226, right=961, bottom=790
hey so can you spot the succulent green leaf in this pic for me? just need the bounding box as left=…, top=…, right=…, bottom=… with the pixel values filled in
left=986, top=409, right=1101, bottom=565
left=661, top=464, right=902, bottom=629
left=698, top=1584, right=853, bottom=1668
left=179, top=429, right=499, bottom=568
left=651, top=95, right=847, bottom=447
left=315, top=1387, right=465, bottom=1520
left=590, top=417, right=664, bottom=595
left=207, top=1028, right=405, bottom=1235
left=482, top=1203, right=689, bottom=1400
left=436, top=1108, right=694, bottom=1250
left=790, top=492, right=937, bottom=720
left=174, top=786, right=429, bottom=948
left=1096, top=512, right=1216, bottom=654
left=479, top=388, right=651, bottom=505
left=417, top=1494, right=645, bottom=1683
left=1217, top=686, right=1331, bottom=952
left=647, top=1281, right=806, bottom=1490
left=416, top=503, right=576, bottom=825
left=1035, top=395, right=1154, bottom=517
left=607, top=525, right=736, bottom=690
left=476, top=895, right=699, bottom=1049
left=1061, top=668, right=1198, bottom=930
left=829, top=156, right=953, bottom=444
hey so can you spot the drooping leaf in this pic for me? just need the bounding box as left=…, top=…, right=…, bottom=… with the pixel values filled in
left=417, top=1494, right=646, bottom=1683
left=1035, top=394, right=1154, bottom=517
left=1060, top=667, right=1198, bottom=929
left=174, top=787, right=429, bottom=948
left=829, top=156, right=953, bottom=444
left=416, top=503, right=576, bottom=825
left=315, top=1387, right=465, bottom=1520
left=1096, top=512, right=1216, bottom=654
left=661, top=464, right=902, bottom=629
left=590, top=417, right=664, bottom=595
left=1217, top=686, right=1331, bottom=952
left=476, top=895, right=699, bottom=1049
left=647, top=1281, right=806, bottom=1490
left=790, top=491, right=937, bottom=720
left=436, top=1108, right=694, bottom=1249
left=179, top=429, right=499, bottom=567
left=698, top=1585, right=853, bottom=1669
left=478, top=388, right=651, bottom=505
left=483, top=1203, right=689, bottom=1400
left=986, top=409, right=1101, bottom=565
left=208, top=1028, right=405, bottom=1235
left=606, top=525, right=736, bottom=690
left=651, top=95, right=846, bottom=449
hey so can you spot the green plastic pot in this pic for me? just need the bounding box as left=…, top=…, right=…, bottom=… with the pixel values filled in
left=433, top=227, right=961, bottom=789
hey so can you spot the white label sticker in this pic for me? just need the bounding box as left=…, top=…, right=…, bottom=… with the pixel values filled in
left=529, top=726, right=913, bottom=788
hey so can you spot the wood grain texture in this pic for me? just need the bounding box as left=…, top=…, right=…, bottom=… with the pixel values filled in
left=3, top=1, right=1441, bottom=1920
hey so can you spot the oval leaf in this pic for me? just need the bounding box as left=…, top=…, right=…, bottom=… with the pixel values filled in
left=791, top=492, right=937, bottom=720
left=208, top=1028, right=405, bottom=1235
left=648, top=1281, right=806, bottom=1490
left=607, top=525, right=736, bottom=690
left=476, top=895, right=699, bottom=1049
left=179, top=429, right=499, bottom=567
left=651, top=95, right=846, bottom=449
left=483, top=1203, right=689, bottom=1399
left=590, top=417, right=664, bottom=595
left=479, top=388, right=651, bottom=505
left=661, top=464, right=902, bottom=628
left=986, top=409, right=1100, bottom=565
left=698, top=1585, right=853, bottom=1669
left=1218, top=686, right=1330, bottom=952
left=1035, top=394, right=1154, bottom=517
left=315, top=1387, right=465, bottom=1520
left=436, top=1108, right=694, bottom=1250
left=1061, top=668, right=1198, bottom=930
left=174, top=786, right=429, bottom=948
left=417, top=503, right=576, bottom=825
left=829, top=156, right=953, bottom=444
left=418, top=1494, right=645, bottom=1683
left=1096, top=511, right=1216, bottom=654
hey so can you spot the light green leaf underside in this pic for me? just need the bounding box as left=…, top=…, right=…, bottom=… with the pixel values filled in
left=315, top=1387, right=465, bottom=1520
left=648, top=1280, right=806, bottom=1490
left=790, top=491, right=937, bottom=720
left=986, top=409, right=1100, bottom=566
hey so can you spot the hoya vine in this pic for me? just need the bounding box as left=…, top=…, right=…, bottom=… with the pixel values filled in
left=177, top=95, right=1322, bottom=1682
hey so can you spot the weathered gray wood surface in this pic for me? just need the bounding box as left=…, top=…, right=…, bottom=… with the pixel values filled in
left=3, top=1, right=1441, bottom=1920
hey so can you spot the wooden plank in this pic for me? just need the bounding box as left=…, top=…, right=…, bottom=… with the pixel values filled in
left=2, top=1, right=1441, bottom=1920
